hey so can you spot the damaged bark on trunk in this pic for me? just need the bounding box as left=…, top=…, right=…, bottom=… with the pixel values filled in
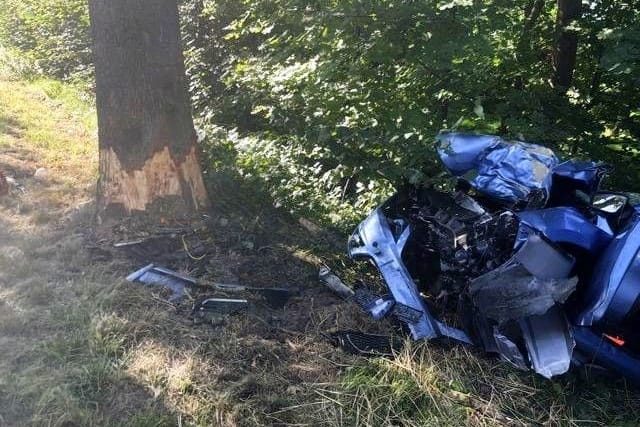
left=89, top=0, right=209, bottom=222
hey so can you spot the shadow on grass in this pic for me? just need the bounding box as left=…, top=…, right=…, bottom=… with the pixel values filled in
left=0, top=214, right=178, bottom=426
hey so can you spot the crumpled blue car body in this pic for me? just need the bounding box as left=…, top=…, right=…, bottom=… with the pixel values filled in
left=437, top=133, right=640, bottom=381
left=436, top=133, right=559, bottom=206
left=350, top=132, right=640, bottom=383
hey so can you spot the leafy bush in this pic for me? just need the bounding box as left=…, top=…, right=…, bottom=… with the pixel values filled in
left=182, top=0, right=640, bottom=227
left=0, top=0, right=92, bottom=80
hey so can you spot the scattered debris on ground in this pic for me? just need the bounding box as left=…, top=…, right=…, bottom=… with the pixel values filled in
left=0, top=170, right=7, bottom=196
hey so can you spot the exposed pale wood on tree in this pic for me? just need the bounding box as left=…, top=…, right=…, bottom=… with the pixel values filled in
left=98, top=146, right=208, bottom=213
left=89, top=0, right=209, bottom=221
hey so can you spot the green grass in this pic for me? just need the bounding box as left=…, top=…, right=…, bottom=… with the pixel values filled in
left=0, top=45, right=97, bottom=185
left=332, top=343, right=640, bottom=426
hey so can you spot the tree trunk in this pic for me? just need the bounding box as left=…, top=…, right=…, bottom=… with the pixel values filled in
left=89, top=0, right=209, bottom=222
left=518, top=0, right=545, bottom=54
left=553, top=0, right=581, bottom=93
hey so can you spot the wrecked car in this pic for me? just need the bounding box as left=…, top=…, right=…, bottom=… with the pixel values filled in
left=348, top=132, right=640, bottom=383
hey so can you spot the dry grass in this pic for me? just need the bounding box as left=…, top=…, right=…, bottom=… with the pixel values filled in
left=1, top=51, right=640, bottom=427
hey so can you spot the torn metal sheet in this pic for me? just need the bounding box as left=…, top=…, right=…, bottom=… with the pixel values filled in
left=126, top=263, right=196, bottom=302
left=514, top=233, right=575, bottom=279
left=493, top=328, right=528, bottom=371
left=436, top=132, right=558, bottom=206
left=516, top=208, right=613, bottom=255
left=576, top=215, right=640, bottom=325
left=470, top=232, right=577, bottom=324
left=470, top=261, right=577, bottom=324
left=519, top=306, right=574, bottom=378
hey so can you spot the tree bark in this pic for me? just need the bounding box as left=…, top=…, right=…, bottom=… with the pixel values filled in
left=518, top=0, right=545, bottom=54
left=89, top=0, right=209, bottom=222
left=553, top=0, right=581, bottom=93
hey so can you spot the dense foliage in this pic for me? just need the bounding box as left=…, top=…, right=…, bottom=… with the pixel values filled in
left=0, top=0, right=91, bottom=80
left=1, top=0, right=639, bottom=226
left=180, top=0, right=640, bottom=226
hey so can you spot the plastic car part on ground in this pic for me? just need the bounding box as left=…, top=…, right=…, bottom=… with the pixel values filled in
left=346, top=132, right=640, bottom=383
left=212, top=283, right=297, bottom=309
left=329, top=331, right=404, bottom=357
left=191, top=297, right=248, bottom=325
left=127, top=263, right=196, bottom=302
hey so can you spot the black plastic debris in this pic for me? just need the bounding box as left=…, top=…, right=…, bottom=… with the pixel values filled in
left=318, top=266, right=354, bottom=300
left=212, top=283, right=297, bottom=309
left=191, top=297, right=248, bottom=325
left=329, top=331, right=404, bottom=357
left=126, top=263, right=196, bottom=302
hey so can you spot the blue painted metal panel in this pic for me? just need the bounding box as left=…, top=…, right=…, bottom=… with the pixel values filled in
left=574, top=327, right=640, bottom=385
left=436, top=132, right=558, bottom=205
left=516, top=207, right=613, bottom=255
left=576, top=215, right=640, bottom=325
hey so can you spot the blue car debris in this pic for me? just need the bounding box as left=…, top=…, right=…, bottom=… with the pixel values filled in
left=347, top=132, right=640, bottom=383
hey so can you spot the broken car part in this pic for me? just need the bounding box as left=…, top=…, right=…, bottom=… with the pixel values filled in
left=212, top=283, right=296, bottom=309
left=353, top=288, right=395, bottom=320
left=573, top=326, right=640, bottom=385
left=470, top=262, right=577, bottom=324
left=329, top=331, right=404, bottom=357
left=191, top=297, right=248, bottom=324
left=348, top=207, right=472, bottom=344
left=576, top=213, right=640, bottom=326
left=318, top=266, right=355, bottom=299
left=470, top=233, right=578, bottom=324
left=436, top=132, right=558, bottom=207
left=126, top=264, right=196, bottom=302
left=519, top=306, right=574, bottom=378
left=492, top=328, right=528, bottom=371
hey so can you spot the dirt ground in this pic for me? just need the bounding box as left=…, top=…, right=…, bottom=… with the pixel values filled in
left=0, top=72, right=395, bottom=426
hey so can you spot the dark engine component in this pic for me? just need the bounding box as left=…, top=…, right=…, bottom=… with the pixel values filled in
left=384, top=187, right=519, bottom=295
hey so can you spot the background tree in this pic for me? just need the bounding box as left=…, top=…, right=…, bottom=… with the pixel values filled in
left=553, top=0, right=581, bottom=92
left=88, top=0, right=209, bottom=222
